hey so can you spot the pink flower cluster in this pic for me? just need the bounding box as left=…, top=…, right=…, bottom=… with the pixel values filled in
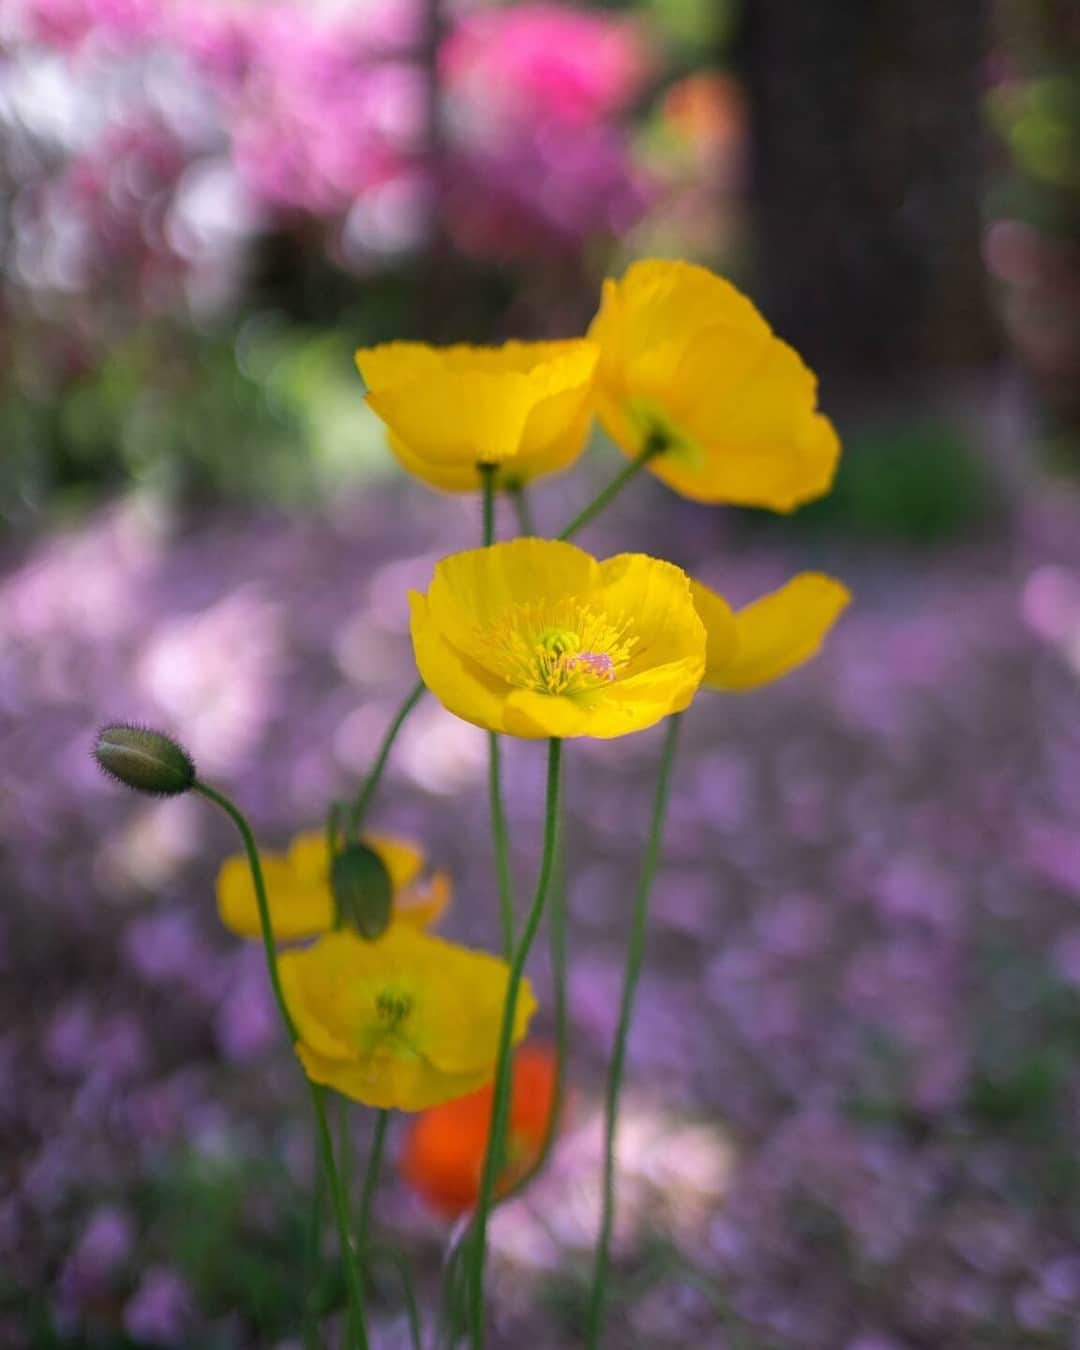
left=5, top=0, right=651, bottom=308
left=443, top=4, right=645, bottom=128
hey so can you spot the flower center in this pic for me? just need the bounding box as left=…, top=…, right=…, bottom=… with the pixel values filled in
left=477, top=601, right=637, bottom=697
left=376, top=987, right=413, bottom=1028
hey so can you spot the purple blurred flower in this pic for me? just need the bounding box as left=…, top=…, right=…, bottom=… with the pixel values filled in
left=96, top=1012, right=148, bottom=1083
left=124, top=909, right=222, bottom=1001
left=214, top=951, right=276, bottom=1062
left=74, top=1205, right=134, bottom=1279
left=1017, top=813, right=1080, bottom=897
left=124, top=1266, right=193, bottom=1345
left=872, top=856, right=961, bottom=931
left=44, top=999, right=98, bottom=1077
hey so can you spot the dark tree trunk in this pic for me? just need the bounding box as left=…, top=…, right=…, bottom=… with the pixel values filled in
left=737, top=0, right=998, bottom=390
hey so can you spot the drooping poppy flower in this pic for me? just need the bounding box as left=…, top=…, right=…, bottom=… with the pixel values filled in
left=587, top=258, right=840, bottom=511
left=279, top=928, right=537, bottom=1111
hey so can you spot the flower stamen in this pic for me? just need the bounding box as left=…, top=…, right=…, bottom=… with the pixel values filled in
left=376, top=988, right=413, bottom=1027
left=475, top=601, right=637, bottom=698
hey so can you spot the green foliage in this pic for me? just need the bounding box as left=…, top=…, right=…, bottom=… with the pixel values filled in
left=987, top=74, right=1080, bottom=191
left=788, top=421, right=998, bottom=543
left=969, top=1047, right=1069, bottom=1123
left=962, top=948, right=1080, bottom=1212
left=148, top=1151, right=342, bottom=1337
left=969, top=951, right=1080, bottom=1127
left=0, top=319, right=393, bottom=528
left=639, top=0, right=736, bottom=55
left=2, top=326, right=293, bottom=523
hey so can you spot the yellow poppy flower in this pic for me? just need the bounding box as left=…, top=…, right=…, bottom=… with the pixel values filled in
left=354, top=339, right=598, bottom=492
left=409, top=538, right=706, bottom=739
left=587, top=259, right=840, bottom=511
left=279, top=927, right=537, bottom=1111
left=216, top=830, right=450, bottom=942
left=690, top=573, right=850, bottom=690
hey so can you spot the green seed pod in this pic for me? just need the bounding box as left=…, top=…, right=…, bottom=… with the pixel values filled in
left=332, top=842, right=393, bottom=940
left=94, top=723, right=196, bottom=797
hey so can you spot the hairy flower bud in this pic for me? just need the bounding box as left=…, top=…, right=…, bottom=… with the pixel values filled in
left=94, top=723, right=196, bottom=797
left=331, top=842, right=393, bottom=940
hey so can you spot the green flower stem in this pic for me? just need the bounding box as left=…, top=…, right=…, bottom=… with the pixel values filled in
left=482, top=462, right=516, bottom=958
left=437, top=1230, right=470, bottom=1348
left=364, top=1244, right=423, bottom=1350
left=356, top=1109, right=389, bottom=1262
left=468, top=737, right=563, bottom=1348
left=488, top=731, right=516, bottom=959
left=193, top=781, right=297, bottom=1042
left=345, top=678, right=426, bottom=838
left=302, top=1127, right=324, bottom=1350
left=510, top=482, right=535, bottom=535
left=502, top=825, right=567, bottom=1201
left=310, top=1084, right=370, bottom=1350
left=557, top=434, right=666, bottom=542
left=337, top=1095, right=353, bottom=1213
left=585, top=713, right=684, bottom=1348
left=193, top=781, right=368, bottom=1350
left=326, top=799, right=342, bottom=855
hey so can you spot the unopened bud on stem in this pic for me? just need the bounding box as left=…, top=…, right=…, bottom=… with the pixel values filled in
left=94, top=723, right=196, bottom=797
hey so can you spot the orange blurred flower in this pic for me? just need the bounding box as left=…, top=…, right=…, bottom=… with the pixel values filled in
left=662, top=71, right=744, bottom=157
left=399, top=1043, right=559, bottom=1217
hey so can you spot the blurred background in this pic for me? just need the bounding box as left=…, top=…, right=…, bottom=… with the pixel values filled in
left=2, top=0, right=1080, bottom=1345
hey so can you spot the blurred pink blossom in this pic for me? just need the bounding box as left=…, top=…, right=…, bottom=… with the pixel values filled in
left=443, top=3, right=646, bottom=125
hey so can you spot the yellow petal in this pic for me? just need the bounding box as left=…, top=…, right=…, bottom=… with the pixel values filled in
left=597, top=553, right=706, bottom=672
left=706, top=573, right=851, bottom=690
left=394, top=870, right=452, bottom=930
left=595, top=655, right=705, bottom=723
left=688, top=580, right=738, bottom=679
left=285, top=830, right=329, bottom=885
left=295, top=1042, right=492, bottom=1112
left=502, top=690, right=595, bottom=739
left=279, top=944, right=358, bottom=1062
left=365, top=833, right=424, bottom=891
left=216, top=850, right=334, bottom=941
left=516, top=344, right=598, bottom=462
left=355, top=340, right=442, bottom=390
left=519, top=403, right=593, bottom=478
left=387, top=432, right=485, bottom=492
left=358, top=339, right=593, bottom=385
left=661, top=337, right=839, bottom=509
left=425, top=538, right=600, bottom=664
left=409, top=589, right=509, bottom=734
left=430, top=538, right=599, bottom=632
left=356, top=339, right=597, bottom=492
left=367, top=370, right=535, bottom=467
left=407, top=938, right=537, bottom=1074
left=589, top=261, right=771, bottom=397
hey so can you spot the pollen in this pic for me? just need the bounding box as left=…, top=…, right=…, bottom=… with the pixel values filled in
left=477, top=600, right=638, bottom=697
